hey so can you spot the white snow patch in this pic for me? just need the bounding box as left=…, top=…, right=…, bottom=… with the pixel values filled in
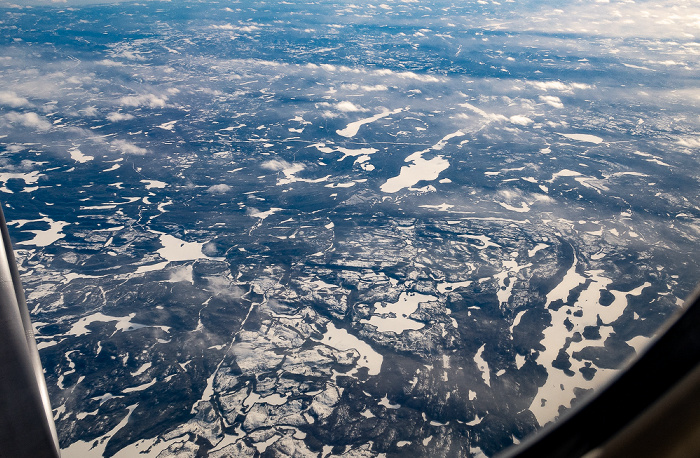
left=103, top=164, right=121, bottom=172
left=157, top=234, right=206, bottom=262
left=157, top=120, right=177, bottom=131
left=67, top=312, right=170, bottom=337
left=37, top=340, right=58, bottom=350
left=122, top=378, right=156, bottom=393
left=360, top=408, right=375, bottom=418
left=0, top=170, right=44, bottom=193
left=319, top=322, right=383, bottom=375
left=69, top=147, right=94, bottom=163
left=466, top=414, right=483, bottom=426
left=336, top=108, right=403, bottom=138
left=381, top=131, right=463, bottom=193
left=63, top=272, right=103, bottom=284
left=378, top=395, right=400, bottom=409
left=510, top=310, right=527, bottom=335
left=494, top=259, right=532, bottom=306
left=557, top=133, right=603, bottom=144
left=135, top=261, right=169, bottom=274
left=310, top=143, right=379, bottom=162
left=420, top=203, right=454, bottom=212
left=13, top=217, right=69, bottom=247
left=263, top=159, right=330, bottom=186
left=381, top=153, right=449, bottom=193
left=474, top=344, right=491, bottom=387
left=529, top=246, right=652, bottom=426
left=257, top=393, right=288, bottom=406
left=528, top=243, right=549, bottom=257
left=130, top=362, right=152, bottom=377
left=111, top=435, right=189, bottom=458
left=361, top=292, right=435, bottom=333
left=62, top=405, right=138, bottom=458
left=458, top=234, right=500, bottom=250
left=627, top=335, right=652, bottom=354
left=250, top=208, right=283, bottom=220
left=497, top=201, right=530, bottom=213
left=141, top=180, right=167, bottom=189
left=437, top=280, right=472, bottom=294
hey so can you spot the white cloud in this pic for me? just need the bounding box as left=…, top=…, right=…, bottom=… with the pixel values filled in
left=210, top=23, right=260, bottom=32
left=81, top=106, right=98, bottom=116
left=119, top=94, right=168, bottom=108
left=111, top=139, right=148, bottom=155
left=529, top=81, right=569, bottom=91
left=5, top=145, right=24, bottom=154
left=510, top=115, right=534, bottom=126
left=114, top=50, right=145, bottom=61
left=96, top=59, right=125, bottom=67
left=207, top=184, right=232, bottom=194
left=107, top=112, right=135, bottom=122
left=513, top=0, right=700, bottom=40
left=362, top=84, right=388, bottom=92
left=540, top=95, right=564, bottom=109
left=459, top=102, right=508, bottom=123
left=336, top=101, right=365, bottom=112
left=4, top=112, right=51, bottom=130
left=676, top=137, right=700, bottom=148
left=340, top=84, right=387, bottom=92
left=0, top=91, right=30, bottom=108
left=261, top=159, right=293, bottom=171
left=528, top=81, right=592, bottom=92
left=373, top=69, right=441, bottom=82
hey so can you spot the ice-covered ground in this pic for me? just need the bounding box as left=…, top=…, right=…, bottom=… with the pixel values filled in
left=0, top=0, right=697, bottom=456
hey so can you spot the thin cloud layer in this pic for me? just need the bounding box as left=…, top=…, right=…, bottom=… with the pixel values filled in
left=111, top=139, right=148, bottom=155
left=0, top=91, right=30, bottom=108
left=4, top=111, right=51, bottom=131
